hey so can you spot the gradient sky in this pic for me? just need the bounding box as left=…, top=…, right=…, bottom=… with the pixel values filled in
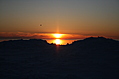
left=0, top=0, right=119, bottom=39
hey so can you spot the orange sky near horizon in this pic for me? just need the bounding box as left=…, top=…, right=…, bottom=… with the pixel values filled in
left=0, top=0, right=119, bottom=40
left=0, top=32, right=118, bottom=40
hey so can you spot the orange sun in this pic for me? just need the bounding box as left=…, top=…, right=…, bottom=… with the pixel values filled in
left=54, top=39, right=62, bottom=45
left=53, top=34, right=63, bottom=38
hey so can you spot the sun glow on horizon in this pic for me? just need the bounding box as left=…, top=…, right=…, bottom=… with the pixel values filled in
left=53, top=39, right=62, bottom=45
left=53, top=34, right=63, bottom=38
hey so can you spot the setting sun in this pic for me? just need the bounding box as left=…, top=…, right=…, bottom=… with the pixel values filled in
left=53, top=39, right=62, bottom=45
left=53, top=34, right=63, bottom=38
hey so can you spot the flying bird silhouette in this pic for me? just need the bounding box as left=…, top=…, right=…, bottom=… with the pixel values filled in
left=40, top=24, right=42, bottom=26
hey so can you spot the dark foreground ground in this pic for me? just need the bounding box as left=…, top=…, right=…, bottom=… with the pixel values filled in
left=0, top=37, right=119, bottom=79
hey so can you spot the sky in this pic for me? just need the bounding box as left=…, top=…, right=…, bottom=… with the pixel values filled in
left=0, top=0, right=119, bottom=39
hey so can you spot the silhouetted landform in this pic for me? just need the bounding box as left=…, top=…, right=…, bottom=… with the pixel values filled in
left=0, top=37, right=119, bottom=79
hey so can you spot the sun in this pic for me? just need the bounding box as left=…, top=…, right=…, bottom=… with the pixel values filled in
left=53, top=34, right=63, bottom=38
left=54, top=39, right=62, bottom=45
left=51, top=33, right=65, bottom=45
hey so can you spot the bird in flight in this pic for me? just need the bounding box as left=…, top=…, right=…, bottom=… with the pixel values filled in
left=40, top=24, right=42, bottom=26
